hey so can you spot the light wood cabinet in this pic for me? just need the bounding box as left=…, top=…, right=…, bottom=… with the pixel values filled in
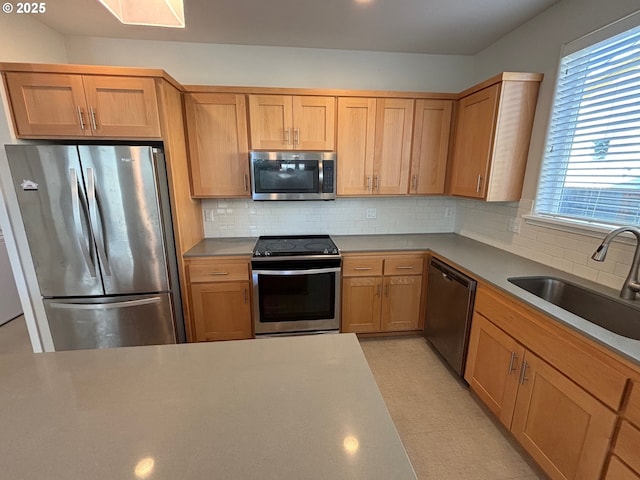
left=607, top=381, right=640, bottom=479
left=466, top=283, right=623, bottom=480
left=187, top=257, right=253, bottom=342
left=184, top=93, right=250, bottom=197
left=604, top=457, right=640, bottom=480
left=341, top=254, right=423, bottom=333
left=4, top=72, right=161, bottom=138
left=409, top=99, right=453, bottom=195
left=337, top=97, right=414, bottom=196
left=248, top=94, right=335, bottom=150
left=448, top=73, right=541, bottom=201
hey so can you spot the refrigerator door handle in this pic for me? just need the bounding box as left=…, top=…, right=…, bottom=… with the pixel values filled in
left=86, top=167, right=112, bottom=276
left=69, top=168, right=96, bottom=277
left=49, top=297, right=162, bottom=310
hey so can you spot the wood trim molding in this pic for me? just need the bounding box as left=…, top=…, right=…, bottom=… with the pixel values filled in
left=0, top=62, right=183, bottom=90
left=457, top=72, right=544, bottom=99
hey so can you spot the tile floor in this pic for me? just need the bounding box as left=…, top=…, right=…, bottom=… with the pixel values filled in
left=0, top=315, right=32, bottom=354
left=359, top=336, right=547, bottom=480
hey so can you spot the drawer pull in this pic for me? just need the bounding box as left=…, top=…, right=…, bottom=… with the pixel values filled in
left=354, top=267, right=373, bottom=271
left=395, top=266, right=415, bottom=270
left=208, top=272, right=229, bottom=276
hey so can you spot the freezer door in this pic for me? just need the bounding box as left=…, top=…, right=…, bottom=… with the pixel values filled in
left=5, top=145, right=103, bottom=297
left=78, top=146, right=169, bottom=295
left=44, top=293, right=176, bottom=350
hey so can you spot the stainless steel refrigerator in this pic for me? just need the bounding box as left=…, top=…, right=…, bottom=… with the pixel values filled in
left=5, top=144, right=185, bottom=350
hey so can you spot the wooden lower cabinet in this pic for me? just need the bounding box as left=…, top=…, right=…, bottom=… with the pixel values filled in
left=466, top=312, right=617, bottom=480
left=511, top=350, right=616, bottom=480
left=187, top=257, right=253, bottom=342
left=341, top=253, right=424, bottom=333
left=604, top=457, right=640, bottom=480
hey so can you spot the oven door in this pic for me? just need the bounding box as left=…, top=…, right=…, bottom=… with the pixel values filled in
left=252, top=262, right=341, bottom=335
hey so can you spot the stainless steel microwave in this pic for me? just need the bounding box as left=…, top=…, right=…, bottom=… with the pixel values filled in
left=250, top=151, right=336, bottom=201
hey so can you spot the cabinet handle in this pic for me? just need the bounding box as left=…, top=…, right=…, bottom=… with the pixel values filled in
left=243, top=174, right=249, bottom=192
left=395, top=266, right=414, bottom=270
left=285, top=128, right=291, bottom=145
left=354, top=267, right=373, bottom=271
left=411, top=175, right=417, bottom=192
left=294, top=128, right=300, bottom=145
left=508, top=352, right=518, bottom=374
left=374, top=175, right=380, bottom=192
left=476, top=174, right=483, bottom=193
left=77, top=106, right=86, bottom=130
left=519, top=360, right=529, bottom=384
left=243, top=288, right=248, bottom=304
left=208, top=272, right=229, bottom=276
left=89, top=107, right=98, bottom=130
left=366, top=176, right=372, bottom=193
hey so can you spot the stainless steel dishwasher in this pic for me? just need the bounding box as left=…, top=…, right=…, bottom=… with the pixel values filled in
left=424, top=257, right=477, bottom=377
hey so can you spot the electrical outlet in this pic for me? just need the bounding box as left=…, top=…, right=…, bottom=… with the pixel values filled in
left=444, top=207, right=453, bottom=218
left=365, top=208, right=377, bottom=219
left=508, top=218, right=521, bottom=233
left=203, top=209, right=215, bottom=222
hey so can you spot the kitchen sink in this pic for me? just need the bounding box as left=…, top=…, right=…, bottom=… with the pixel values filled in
left=507, top=276, right=640, bottom=340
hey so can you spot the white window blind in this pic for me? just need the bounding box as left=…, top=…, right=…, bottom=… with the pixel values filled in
left=535, top=20, right=640, bottom=226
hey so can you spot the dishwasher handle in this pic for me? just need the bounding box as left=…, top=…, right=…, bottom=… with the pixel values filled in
left=430, top=258, right=477, bottom=291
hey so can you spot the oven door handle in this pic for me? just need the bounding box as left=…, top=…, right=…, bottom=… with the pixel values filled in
left=252, top=267, right=341, bottom=276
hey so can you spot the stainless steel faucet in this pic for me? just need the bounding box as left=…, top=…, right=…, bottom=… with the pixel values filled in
left=591, top=226, right=640, bottom=300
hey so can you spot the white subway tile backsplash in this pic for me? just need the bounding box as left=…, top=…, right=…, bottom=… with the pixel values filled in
left=202, top=197, right=457, bottom=237
left=455, top=199, right=636, bottom=291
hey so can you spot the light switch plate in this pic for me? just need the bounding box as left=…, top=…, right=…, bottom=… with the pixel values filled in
left=365, top=208, right=377, bottom=219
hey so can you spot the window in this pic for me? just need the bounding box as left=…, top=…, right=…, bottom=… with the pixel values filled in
left=535, top=18, right=640, bottom=227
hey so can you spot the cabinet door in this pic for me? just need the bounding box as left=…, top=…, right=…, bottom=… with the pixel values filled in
left=373, top=98, right=414, bottom=195
left=380, top=275, right=422, bottom=332
left=511, top=350, right=617, bottom=480
left=464, top=313, right=524, bottom=428
left=409, top=99, right=452, bottom=194
left=341, top=276, right=382, bottom=333
left=4, top=72, right=91, bottom=137
left=448, top=84, right=499, bottom=198
left=190, top=282, right=252, bottom=341
left=185, top=93, right=250, bottom=197
left=604, top=457, right=640, bottom=480
left=248, top=95, right=293, bottom=149
left=82, top=76, right=161, bottom=138
left=292, top=96, right=335, bottom=150
left=337, top=97, right=376, bottom=195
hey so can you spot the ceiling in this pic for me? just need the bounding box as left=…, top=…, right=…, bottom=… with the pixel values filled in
left=34, top=0, right=561, bottom=55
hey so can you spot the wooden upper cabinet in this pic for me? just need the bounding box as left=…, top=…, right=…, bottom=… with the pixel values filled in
left=248, top=94, right=335, bottom=150
left=448, top=73, right=541, bottom=201
left=337, top=97, right=376, bottom=195
left=4, top=72, right=91, bottom=137
left=184, top=93, right=250, bottom=197
left=81, top=76, right=161, bottom=138
left=410, top=99, right=453, bottom=195
left=4, top=72, right=161, bottom=139
left=337, top=97, right=414, bottom=196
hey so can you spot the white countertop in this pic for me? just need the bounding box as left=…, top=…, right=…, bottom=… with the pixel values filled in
left=0, top=333, right=416, bottom=480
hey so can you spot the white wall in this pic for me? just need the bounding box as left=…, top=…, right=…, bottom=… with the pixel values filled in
left=455, top=0, right=640, bottom=290
left=64, top=36, right=474, bottom=92
left=0, top=14, right=68, bottom=351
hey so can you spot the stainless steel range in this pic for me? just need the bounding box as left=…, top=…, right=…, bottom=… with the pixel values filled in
left=251, top=235, right=341, bottom=336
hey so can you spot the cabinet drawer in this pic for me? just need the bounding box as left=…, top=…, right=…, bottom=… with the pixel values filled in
left=383, top=255, right=424, bottom=275
left=604, top=457, right=640, bottom=480
left=474, top=284, right=628, bottom=410
left=614, top=421, right=640, bottom=475
left=626, top=381, right=640, bottom=428
left=342, top=257, right=383, bottom=277
left=188, top=261, right=249, bottom=283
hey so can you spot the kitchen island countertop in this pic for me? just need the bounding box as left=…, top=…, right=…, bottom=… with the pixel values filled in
left=0, top=333, right=416, bottom=480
